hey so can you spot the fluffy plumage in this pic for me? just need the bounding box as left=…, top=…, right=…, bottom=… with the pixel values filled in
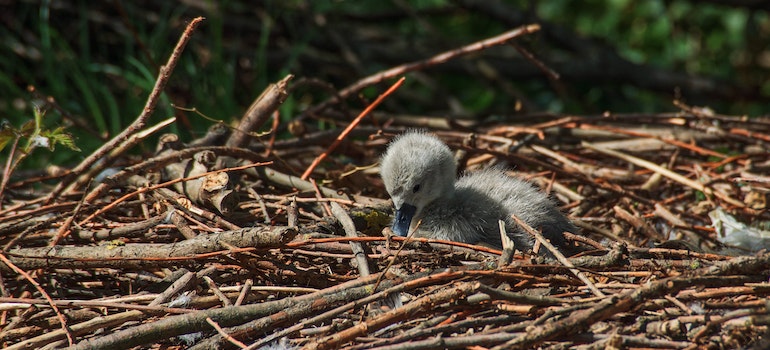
left=380, top=131, right=577, bottom=254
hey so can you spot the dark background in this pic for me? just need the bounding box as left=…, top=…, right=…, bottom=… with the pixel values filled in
left=2, top=0, right=768, bottom=168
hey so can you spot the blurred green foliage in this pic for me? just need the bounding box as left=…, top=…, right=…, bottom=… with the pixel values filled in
left=0, top=0, right=767, bottom=170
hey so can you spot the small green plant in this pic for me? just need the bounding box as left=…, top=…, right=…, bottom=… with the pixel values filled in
left=0, top=107, right=80, bottom=202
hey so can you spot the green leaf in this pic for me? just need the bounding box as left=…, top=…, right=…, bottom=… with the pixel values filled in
left=0, top=127, right=17, bottom=152
left=46, top=126, right=81, bottom=152
left=19, top=120, right=36, bottom=135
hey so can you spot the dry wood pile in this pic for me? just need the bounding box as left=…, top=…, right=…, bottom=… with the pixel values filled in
left=2, top=18, right=770, bottom=350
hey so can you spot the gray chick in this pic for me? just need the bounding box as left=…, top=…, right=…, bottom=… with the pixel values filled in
left=380, top=131, right=578, bottom=254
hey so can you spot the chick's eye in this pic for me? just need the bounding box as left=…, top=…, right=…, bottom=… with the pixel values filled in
left=412, top=184, right=421, bottom=193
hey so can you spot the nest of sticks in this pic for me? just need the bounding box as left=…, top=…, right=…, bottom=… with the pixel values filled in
left=2, top=19, right=770, bottom=350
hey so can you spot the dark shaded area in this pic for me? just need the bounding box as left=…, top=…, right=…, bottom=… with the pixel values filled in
left=1, top=0, right=768, bottom=167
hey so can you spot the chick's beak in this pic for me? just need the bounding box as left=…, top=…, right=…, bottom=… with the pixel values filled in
left=392, top=203, right=417, bottom=237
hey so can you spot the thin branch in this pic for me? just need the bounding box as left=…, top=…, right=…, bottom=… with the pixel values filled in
left=510, top=214, right=606, bottom=298
left=306, top=24, right=541, bottom=115
left=0, top=253, right=74, bottom=346
left=45, top=17, right=205, bottom=203
left=301, top=77, right=405, bottom=180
